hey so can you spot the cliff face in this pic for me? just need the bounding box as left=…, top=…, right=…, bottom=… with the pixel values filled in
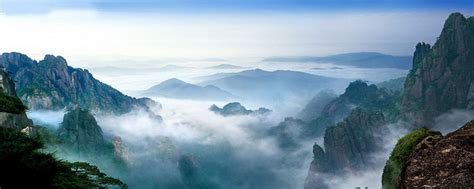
left=402, top=13, right=474, bottom=127
left=57, top=108, right=106, bottom=155
left=304, top=109, right=386, bottom=189
left=398, top=120, right=474, bottom=188
left=0, top=69, right=33, bottom=130
left=324, top=109, right=386, bottom=170
left=0, top=52, right=154, bottom=114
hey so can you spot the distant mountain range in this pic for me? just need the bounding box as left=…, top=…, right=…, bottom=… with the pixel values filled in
left=197, top=69, right=349, bottom=103
left=141, top=78, right=236, bottom=101
left=205, top=64, right=249, bottom=69
left=263, top=52, right=412, bottom=69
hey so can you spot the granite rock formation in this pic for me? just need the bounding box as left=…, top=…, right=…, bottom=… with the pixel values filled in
left=304, top=109, right=386, bottom=189
left=401, top=13, right=474, bottom=127
left=57, top=108, right=106, bottom=155
left=0, top=52, right=155, bottom=114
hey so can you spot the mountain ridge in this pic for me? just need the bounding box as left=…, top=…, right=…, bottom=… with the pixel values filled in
left=0, top=52, right=155, bottom=114
left=263, top=52, right=412, bottom=69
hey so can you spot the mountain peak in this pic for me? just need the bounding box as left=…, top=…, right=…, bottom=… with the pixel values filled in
left=159, top=78, right=187, bottom=86
left=41, top=54, right=68, bottom=68
left=401, top=12, right=474, bottom=127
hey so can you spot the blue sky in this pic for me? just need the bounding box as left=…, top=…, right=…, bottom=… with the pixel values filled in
left=1, top=0, right=473, bottom=14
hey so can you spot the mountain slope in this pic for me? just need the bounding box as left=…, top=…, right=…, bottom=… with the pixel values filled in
left=142, top=78, right=236, bottom=101
left=263, top=52, right=412, bottom=69
left=0, top=52, right=154, bottom=113
left=401, top=13, right=474, bottom=127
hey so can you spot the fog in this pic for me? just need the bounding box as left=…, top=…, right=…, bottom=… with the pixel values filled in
left=26, top=92, right=474, bottom=188
left=28, top=97, right=315, bottom=188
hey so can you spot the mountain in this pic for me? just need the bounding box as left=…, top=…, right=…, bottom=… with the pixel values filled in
left=0, top=69, right=33, bottom=130
left=58, top=108, right=107, bottom=155
left=0, top=52, right=154, bottom=114
left=142, top=78, right=236, bottom=101
left=304, top=109, right=387, bottom=189
left=298, top=90, right=337, bottom=122
left=263, top=52, right=412, bottom=69
left=198, top=69, right=349, bottom=103
left=0, top=70, right=126, bottom=188
left=401, top=13, right=474, bottom=127
left=209, top=102, right=270, bottom=116
left=383, top=120, right=474, bottom=188
left=206, top=64, right=249, bottom=69
left=269, top=80, right=399, bottom=151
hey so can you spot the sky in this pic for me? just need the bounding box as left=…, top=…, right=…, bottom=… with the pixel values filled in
left=0, top=0, right=473, bottom=65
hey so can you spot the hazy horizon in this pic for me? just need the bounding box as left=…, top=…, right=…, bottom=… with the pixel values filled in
left=1, top=0, right=473, bottom=68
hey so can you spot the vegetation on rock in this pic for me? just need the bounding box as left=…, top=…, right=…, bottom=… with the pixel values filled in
left=0, top=92, right=27, bottom=114
left=381, top=128, right=441, bottom=189
left=0, top=127, right=127, bottom=188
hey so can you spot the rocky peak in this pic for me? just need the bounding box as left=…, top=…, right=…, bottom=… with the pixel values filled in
left=0, top=52, right=156, bottom=114
left=210, top=102, right=270, bottom=116
left=41, top=54, right=68, bottom=68
left=0, top=52, right=35, bottom=74
left=401, top=12, right=474, bottom=127
left=57, top=108, right=106, bottom=155
left=324, top=108, right=386, bottom=170
left=305, top=109, right=386, bottom=189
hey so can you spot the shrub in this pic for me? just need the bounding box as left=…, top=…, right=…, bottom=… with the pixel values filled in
left=381, top=128, right=441, bottom=189
left=0, top=92, right=27, bottom=114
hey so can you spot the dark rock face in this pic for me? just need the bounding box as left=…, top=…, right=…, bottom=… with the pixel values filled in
left=57, top=108, right=106, bottom=155
left=209, top=102, right=270, bottom=116
left=304, top=109, right=386, bottom=189
left=399, top=120, right=474, bottom=188
left=0, top=67, right=17, bottom=96
left=401, top=13, right=474, bottom=127
left=324, top=109, right=386, bottom=170
left=0, top=52, right=154, bottom=114
left=321, top=80, right=399, bottom=123
left=0, top=69, right=33, bottom=130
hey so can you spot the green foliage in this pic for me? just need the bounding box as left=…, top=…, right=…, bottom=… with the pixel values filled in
left=0, top=127, right=127, bottom=189
left=340, top=80, right=402, bottom=122
left=381, top=128, right=441, bottom=189
left=0, top=92, right=27, bottom=114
